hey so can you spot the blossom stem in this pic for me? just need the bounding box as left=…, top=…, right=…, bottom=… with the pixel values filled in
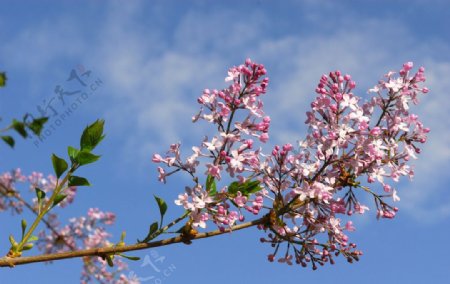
left=13, top=166, right=75, bottom=255
left=149, top=210, right=190, bottom=240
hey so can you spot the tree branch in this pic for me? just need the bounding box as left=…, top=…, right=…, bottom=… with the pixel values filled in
left=0, top=215, right=268, bottom=267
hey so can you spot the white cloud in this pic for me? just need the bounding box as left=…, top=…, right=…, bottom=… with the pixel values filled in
left=83, top=5, right=271, bottom=169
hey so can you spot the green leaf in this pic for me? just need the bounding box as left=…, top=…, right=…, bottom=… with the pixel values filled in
left=105, top=255, right=114, bottom=267
left=228, top=180, right=261, bottom=197
left=206, top=175, right=217, bottom=195
left=28, top=235, right=38, bottom=242
left=52, top=194, right=67, bottom=207
left=80, top=119, right=105, bottom=151
left=120, top=231, right=126, bottom=243
left=243, top=180, right=261, bottom=195
left=227, top=181, right=240, bottom=196
left=138, top=222, right=159, bottom=243
left=149, top=222, right=159, bottom=237
left=210, top=180, right=217, bottom=196
left=27, top=117, right=48, bottom=136
left=68, top=176, right=90, bottom=187
left=76, top=150, right=101, bottom=166
left=12, top=119, right=27, bottom=138
left=0, top=72, right=6, bottom=87
left=116, top=231, right=127, bottom=247
left=35, top=188, right=46, bottom=204
left=119, top=254, right=141, bottom=261
left=1, top=135, right=15, bottom=148
left=22, top=243, right=34, bottom=251
left=51, top=154, right=68, bottom=178
left=154, top=195, right=167, bottom=219
left=9, top=235, right=18, bottom=247
left=68, top=146, right=80, bottom=163
left=21, top=219, right=27, bottom=239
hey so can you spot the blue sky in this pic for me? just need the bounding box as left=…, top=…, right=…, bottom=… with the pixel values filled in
left=1, top=0, right=449, bottom=283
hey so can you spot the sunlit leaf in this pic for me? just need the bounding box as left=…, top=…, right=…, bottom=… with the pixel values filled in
left=51, top=154, right=68, bottom=178
left=68, top=176, right=90, bottom=187
left=80, top=119, right=105, bottom=151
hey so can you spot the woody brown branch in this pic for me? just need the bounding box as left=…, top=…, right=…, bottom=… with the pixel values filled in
left=0, top=215, right=268, bottom=267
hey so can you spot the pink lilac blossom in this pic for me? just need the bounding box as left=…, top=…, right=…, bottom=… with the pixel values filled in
left=37, top=208, right=135, bottom=284
left=28, top=171, right=77, bottom=208
left=0, top=169, right=78, bottom=214
left=154, top=59, right=269, bottom=230
left=0, top=169, right=26, bottom=214
left=153, top=59, right=429, bottom=268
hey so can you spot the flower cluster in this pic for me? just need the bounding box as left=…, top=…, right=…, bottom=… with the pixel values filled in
left=36, top=208, right=116, bottom=255
left=36, top=208, right=135, bottom=284
left=153, top=59, right=269, bottom=229
left=256, top=62, right=429, bottom=268
left=153, top=60, right=429, bottom=268
left=28, top=171, right=78, bottom=208
left=0, top=169, right=26, bottom=214
left=0, top=169, right=78, bottom=213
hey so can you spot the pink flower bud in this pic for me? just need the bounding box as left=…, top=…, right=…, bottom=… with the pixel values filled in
left=152, top=154, right=164, bottom=163
left=370, top=127, right=381, bottom=136
left=403, top=62, right=414, bottom=71
left=283, top=143, right=293, bottom=152
left=259, top=133, right=269, bottom=143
